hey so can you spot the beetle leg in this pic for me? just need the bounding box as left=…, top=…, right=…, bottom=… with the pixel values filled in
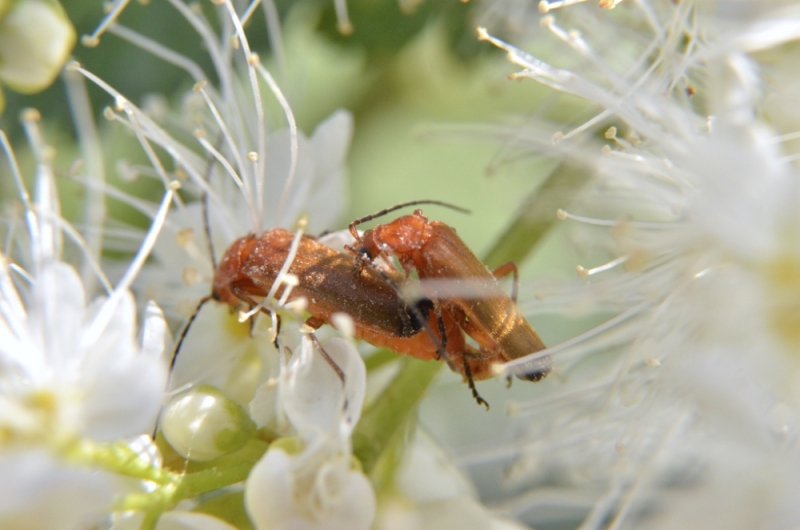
left=232, top=287, right=280, bottom=349
left=344, top=243, right=370, bottom=275
left=492, top=262, right=519, bottom=304
left=273, top=313, right=282, bottom=350
left=305, top=316, right=346, bottom=383
left=433, top=303, right=448, bottom=359
left=231, top=287, right=266, bottom=339
left=231, top=287, right=267, bottom=317
left=461, top=355, right=490, bottom=410
left=171, top=295, right=213, bottom=370
left=434, top=305, right=468, bottom=375
left=308, top=332, right=346, bottom=385
left=300, top=317, right=346, bottom=384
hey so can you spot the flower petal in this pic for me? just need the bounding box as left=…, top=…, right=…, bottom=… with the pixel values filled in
left=304, top=110, right=353, bottom=233
left=0, top=450, right=115, bottom=530
left=140, top=300, right=171, bottom=369
left=282, top=337, right=365, bottom=436
left=81, top=291, right=168, bottom=440
left=246, top=447, right=375, bottom=530
left=156, top=511, right=239, bottom=530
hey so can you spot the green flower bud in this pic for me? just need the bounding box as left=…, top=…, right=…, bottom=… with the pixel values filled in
left=160, top=385, right=256, bottom=462
left=0, top=0, right=76, bottom=94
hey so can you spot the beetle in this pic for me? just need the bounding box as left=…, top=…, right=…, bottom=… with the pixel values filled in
left=172, top=229, right=426, bottom=379
left=347, top=202, right=552, bottom=388
left=177, top=201, right=528, bottom=408
left=208, top=227, right=505, bottom=390
left=212, top=228, right=433, bottom=348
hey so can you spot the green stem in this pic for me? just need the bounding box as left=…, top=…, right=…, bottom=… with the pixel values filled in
left=70, top=439, right=174, bottom=485
left=178, top=461, right=256, bottom=497
left=483, top=161, right=591, bottom=268
left=116, top=460, right=257, bottom=530
left=353, top=358, right=442, bottom=473
left=139, top=511, right=161, bottom=530
left=113, top=440, right=265, bottom=528
left=364, top=349, right=400, bottom=372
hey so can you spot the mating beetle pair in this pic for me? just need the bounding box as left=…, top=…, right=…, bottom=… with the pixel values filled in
left=206, top=201, right=551, bottom=408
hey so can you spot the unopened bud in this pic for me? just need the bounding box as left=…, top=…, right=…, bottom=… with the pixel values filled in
left=160, top=385, right=256, bottom=461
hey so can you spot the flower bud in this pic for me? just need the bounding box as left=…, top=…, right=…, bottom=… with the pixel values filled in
left=0, top=0, right=76, bottom=94
left=160, top=385, right=256, bottom=461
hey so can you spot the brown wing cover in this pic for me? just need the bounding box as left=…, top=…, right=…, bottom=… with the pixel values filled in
left=419, top=223, right=550, bottom=380
left=214, top=229, right=424, bottom=339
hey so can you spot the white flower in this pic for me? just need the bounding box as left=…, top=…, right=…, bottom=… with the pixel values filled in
left=110, top=509, right=239, bottom=530
left=0, top=114, right=171, bottom=527
left=0, top=259, right=167, bottom=442
left=455, top=2, right=800, bottom=528
left=375, top=430, right=529, bottom=530
left=69, top=0, right=368, bottom=515
left=245, top=337, right=376, bottom=530
left=69, top=6, right=367, bottom=528
left=74, top=0, right=354, bottom=413
left=0, top=450, right=117, bottom=530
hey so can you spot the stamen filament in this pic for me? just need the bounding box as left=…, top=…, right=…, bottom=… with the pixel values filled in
left=81, top=0, right=131, bottom=47
left=577, top=255, right=629, bottom=278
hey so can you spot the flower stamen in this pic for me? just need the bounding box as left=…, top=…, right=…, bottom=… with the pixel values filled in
left=81, top=0, right=131, bottom=47
left=577, top=256, right=630, bottom=278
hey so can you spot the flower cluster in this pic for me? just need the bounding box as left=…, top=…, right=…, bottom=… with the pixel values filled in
left=0, top=112, right=171, bottom=529
left=2, top=0, right=370, bottom=527
left=4, top=0, right=800, bottom=529
left=456, top=1, right=800, bottom=528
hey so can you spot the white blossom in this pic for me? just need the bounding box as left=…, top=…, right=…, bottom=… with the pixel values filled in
left=245, top=337, right=375, bottom=530
left=0, top=114, right=171, bottom=527
left=71, top=1, right=370, bottom=527
left=74, top=0, right=354, bottom=415
left=375, top=430, right=529, bottom=530
left=452, top=2, right=800, bottom=528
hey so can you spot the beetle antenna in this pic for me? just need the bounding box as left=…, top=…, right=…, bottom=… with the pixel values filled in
left=349, top=200, right=470, bottom=232
left=166, top=139, right=222, bottom=379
